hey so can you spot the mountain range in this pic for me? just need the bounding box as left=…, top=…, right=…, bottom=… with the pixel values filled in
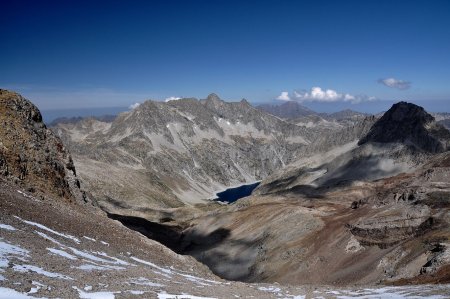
left=1, top=89, right=450, bottom=298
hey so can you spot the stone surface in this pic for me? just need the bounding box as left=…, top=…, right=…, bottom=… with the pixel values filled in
left=0, top=89, right=85, bottom=202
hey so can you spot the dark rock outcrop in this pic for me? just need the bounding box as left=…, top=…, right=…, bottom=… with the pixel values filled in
left=358, top=101, right=450, bottom=153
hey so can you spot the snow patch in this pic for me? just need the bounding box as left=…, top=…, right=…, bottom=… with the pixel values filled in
left=67, top=247, right=127, bottom=265
left=13, top=264, right=73, bottom=280
left=76, top=263, right=126, bottom=271
left=128, top=290, right=145, bottom=295
left=15, top=216, right=80, bottom=244
left=35, top=231, right=64, bottom=247
left=0, top=239, right=30, bottom=268
left=47, top=248, right=78, bottom=260
left=128, top=277, right=164, bottom=287
left=0, top=287, right=42, bottom=299
left=27, top=281, right=46, bottom=294
left=258, top=286, right=281, bottom=293
left=130, top=257, right=172, bottom=275
left=0, top=223, right=16, bottom=231
left=178, top=273, right=221, bottom=285
left=92, top=251, right=130, bottom=265
left=324, top=285, right=450, bottom=299
left=73, top=286, right=117, bottom=299
left=157, top=293, right=216, bottom=299
left=16, top=190, right=38, bottom=201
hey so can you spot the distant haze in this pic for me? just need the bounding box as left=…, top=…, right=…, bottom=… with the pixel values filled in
left=42, top=106, right=128, bottom=123
left=41, top=97, right=450, bottom=123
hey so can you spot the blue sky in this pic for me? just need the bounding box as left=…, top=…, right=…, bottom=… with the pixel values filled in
left=1, top=0, right=450, bottom=113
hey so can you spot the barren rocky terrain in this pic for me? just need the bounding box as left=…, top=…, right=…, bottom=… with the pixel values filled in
left=2, top=178, right=449, bottom=298
left=1, top=90, right=450, bottom=298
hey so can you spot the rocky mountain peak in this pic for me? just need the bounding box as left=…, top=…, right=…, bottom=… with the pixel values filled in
left=205, top=93, right=222, bottom=103
left=202, top=93, right=225, bottom=112
left=240, top=98, right=250, bottom=106
left=358, top=101, right=450, bottom=153
left=387, top=101, right=433, bottom=123
left=0, top=89, right=85, bottom=201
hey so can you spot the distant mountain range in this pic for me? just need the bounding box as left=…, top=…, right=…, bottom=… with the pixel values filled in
left=48, top=114, right=117, bottom=127
left=257, top=101, right=317, bottom=118
left=52, top=94, right=320, bottom=209
left=257, top=100, right=368, bottom=120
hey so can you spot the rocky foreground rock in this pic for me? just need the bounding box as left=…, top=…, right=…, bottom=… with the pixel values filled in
left=0, top=89, right=85, bottom=202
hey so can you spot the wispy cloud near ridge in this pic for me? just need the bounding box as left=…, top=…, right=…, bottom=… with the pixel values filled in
left=276, top=87, right=375, bottom=104
left=129, top=103, right=141, bottom=110
left=378, top=78, right=411, bottom=90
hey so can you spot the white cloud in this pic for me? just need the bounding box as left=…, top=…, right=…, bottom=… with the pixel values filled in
left=129, top=102, right=141, bottom=110
left=277, top=87, right=375, bottom=104
left=164, top=96, right=181, bottom=102
left=276, top=91, right=290, bottom=101
left=378, top=78, right=411, bottom=90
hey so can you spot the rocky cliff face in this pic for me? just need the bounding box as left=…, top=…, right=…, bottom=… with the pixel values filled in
left=359, top=101, right=450, bottom=153
left=0, top=89, right=85, bottom=201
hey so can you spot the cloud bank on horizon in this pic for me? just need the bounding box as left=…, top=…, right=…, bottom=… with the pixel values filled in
left=276, top=87, right=376, bottom=104
left=128, top=96, right=183, bottom=109
left=378, top=78, right=411, bottom=90
left=165, top=96, right=182, bottom=102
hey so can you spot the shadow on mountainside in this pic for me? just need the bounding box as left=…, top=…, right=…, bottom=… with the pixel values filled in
left=181, top=229, right=267, bottom=281
left=107, top=212, right=264, bottom=281
left=107, top=213, right=185, bottom=252
left=313, top=154, right=409, bottom=189
left=260, top=152, right=412, bottom=199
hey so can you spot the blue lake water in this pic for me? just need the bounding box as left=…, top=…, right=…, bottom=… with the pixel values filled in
left=215, top=182, right=260, bottom=203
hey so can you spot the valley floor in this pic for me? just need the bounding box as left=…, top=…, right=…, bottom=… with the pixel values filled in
left=1, top=179, right=450, bottom=298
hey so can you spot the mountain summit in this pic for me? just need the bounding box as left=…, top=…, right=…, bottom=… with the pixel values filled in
left=358, top=101, right=450, bottom=153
